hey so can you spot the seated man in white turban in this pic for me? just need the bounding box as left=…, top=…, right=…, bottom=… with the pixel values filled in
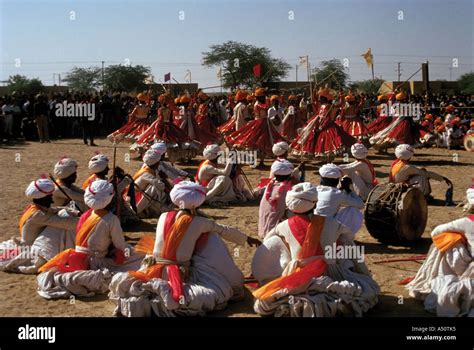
left=130, top=149, right=171, bottom=218
left=37, top=179, right=144, bottom=299
left=0, top=179, right=78, bottom=274
left=109, top=181, right=261, bottom=317
left=316, top=163, right=365, bottom=235
left=149, top=142, right=194, bottom=183
left=197, top=144, right=252, bottom=204
left=82, top=153, right=139, bottom=225
left=390, top=144, right=451, bottom=198
left=270, top=141, right=302, bottom=183
left=406, top=187, right=474, bottom=317
left=252, top=182, right=380, bottom=317
left=339, top=143, right=378, bottom=201
left=52, top=157, right=87, bottom=212
left=258, top=160, right=294, bottom=239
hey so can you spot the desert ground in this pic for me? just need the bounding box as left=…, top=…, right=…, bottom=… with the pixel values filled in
left=0, top=138, right=472, bottom=317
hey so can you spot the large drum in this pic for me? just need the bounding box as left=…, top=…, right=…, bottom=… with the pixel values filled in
left=364, top=183, right=427, bottom=244
left=464, top=134, right=474, bottom=152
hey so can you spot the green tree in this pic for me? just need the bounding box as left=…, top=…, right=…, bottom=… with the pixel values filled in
left=202, top=41, right=291, bottom=89
left=350, top=78, right=384, bottom=95
left=458, top=72, right=474, bottom=94
left=6, top=75, right=44, bottom=95
left=312, top=59, right=349, bottom=90
left=104, top=65, right=151, bottom=93
left=63, top=67, right=101, bottom=92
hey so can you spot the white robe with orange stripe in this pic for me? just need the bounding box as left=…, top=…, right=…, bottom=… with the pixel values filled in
left=109, top=211, right=247, bottom=317
left=37, top=211, right=144, bottom=299
left=252, top=214, right=380, bottom=317
left=406, top=215, right=474, bottom=317
left=134, top=167, right=170, bottom=218
left=0, top=206, right=77, bottom=274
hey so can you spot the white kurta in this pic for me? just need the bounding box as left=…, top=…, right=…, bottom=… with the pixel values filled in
left=252, top=214, right=380, bottom=317
left=37, top=211, right=144, bottom=299
left=134, top=171, right=170, bottom=218
left=391, top=163, right=444, bottom=196
left=52, top=183, right=87, bottom=212
left=406, top=216, right=474, bottom=317
left=109, top=211, right=247, bottom=317
left=0, top=207, right=77, bottom=274
left=233, top=102, right=248, bottom=131
left=339, top=160, right=374, bottom=201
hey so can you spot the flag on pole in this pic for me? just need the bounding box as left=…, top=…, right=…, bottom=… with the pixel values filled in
left=253, top=63, right=261, bottom=78
left=217, top=67, right=222, bottom=79
left=361, top=48, right=373, bottom=68
left=184, top=70, right=191, bottom=83
left=299, top=56, right=308, bottom=68
left=164, top=72, right=171, bottom=82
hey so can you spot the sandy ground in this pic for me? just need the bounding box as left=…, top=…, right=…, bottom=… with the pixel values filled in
left=0, top=138, right=472, bottom=317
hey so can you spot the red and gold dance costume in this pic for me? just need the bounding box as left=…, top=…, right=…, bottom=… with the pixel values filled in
left=108, top=93, right=152, bottom=144
left=290, top=88, right=356, bottom=157
left=226, top=88, right=283, bottom=157
left=336, top=94, right=368, bottom=138
left=218, top=90, right=249, bottom=136
left=194, top=92, right=222, bottom=143
left=281, top=95, right=305, bottom=139
left=367, top=94, right=394, bottom=134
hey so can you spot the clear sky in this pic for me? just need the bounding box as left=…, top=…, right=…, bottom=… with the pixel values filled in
left=0, top=0, right=472, bottom=91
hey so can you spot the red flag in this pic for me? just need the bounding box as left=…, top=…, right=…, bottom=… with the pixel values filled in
left=164, top=72, right=171, bottom=82
left=253, top=64, right=261, bottom=78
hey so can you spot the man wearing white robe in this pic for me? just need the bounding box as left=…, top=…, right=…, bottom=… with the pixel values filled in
left=339, top=143, right=377, bottom=201
left=406, top=188, right=474, bottom=317
left=109, top=181, right=261, bottom=317
left=37, top=180, right=144, bottom=299
left=270, top=141, right=302, bottom=183
left=316, top=163, right=365, bottom=235
left=52, top=157, right=87, bottom=212
left=252, top=182, right=380, bottom=317
left=149, top=142, right=194, bottom=182
left=0, top=179, right=78, bottom=274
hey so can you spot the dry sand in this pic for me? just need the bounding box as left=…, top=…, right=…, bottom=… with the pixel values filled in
left=0, top=138, right=472, bottom=317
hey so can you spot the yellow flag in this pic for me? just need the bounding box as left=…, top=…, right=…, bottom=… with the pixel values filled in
left=362, top=48, right=373, bottom=68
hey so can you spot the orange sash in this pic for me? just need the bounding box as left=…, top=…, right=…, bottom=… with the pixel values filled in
left=195, top=160, right=211, bottom=186
left=18, top=204, right=40, bottom=237
left=75, top=209, right=108, bottom=248
left=433, top=232, right=467, bottom=253
left=81, top=174, right=97, bottom=190
left=253, top=215, right=327, bottom=301
left=133, top=165, right=155, bottom=181
left=389, top=159, right=407, bottom=182
left=359, top=159, right=379, bottom=186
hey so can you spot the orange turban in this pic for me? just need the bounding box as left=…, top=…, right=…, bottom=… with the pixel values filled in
left=424, top=114, right=433, bottom=121
left=137, top=93, right=149, bottom=103
left=180, top=95, right=191, bottom=103
left=377, top=94, right=388, bottom=102
left=345, top=94, right=355, bottom=102
left=470, top=121, right=474, bottom=128
left=254, top=88, right=266, bottom=97
left=288, top=95, right=298, bottom=101
left=235, top=90, right=248, bottom=102
left=247, top=94, right=256, bottom=102
left=446, top=104, right=455, bottom=112
left=395, top=91, right=406, bottom=101
left=318, top=88, right=334, bottom=101
left=198, top=92, right=209, bottom=101
left=434, top=117, right=444, bottom=125
left=158, top=94, right=168, bottom=104
left=270, top=95, right=280, bottom=102
left=174, top=97, right=180, bottom=104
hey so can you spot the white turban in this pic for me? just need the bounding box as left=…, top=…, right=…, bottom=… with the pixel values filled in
left=53, top=158, right=78, bottom=179
left=88, top=154, right=109, bottom=173
left=143, top=149, right=162, bottom=166
left=25, top=179, right=55, bottom=199
left=272, top=141, right=289, bottom=157
left=285, top=182, right=318, bottom=213
left=203, top=144, right=220, bottom=160
left=170, top=181, right=207, bottom=209
left=84, top=179, right=114, bottom=210
left=395, top=144, right=414, bottom=160
left=467, top=188, right=474, bottom=212
left=150, top=142, right=167, bottom=156
left=351, top=143, right=368, bottom=160
left=319, top=163, right=343, bottom=179
left=271, top=159, right=294, bottom=176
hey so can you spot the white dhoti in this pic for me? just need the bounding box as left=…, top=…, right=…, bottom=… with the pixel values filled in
left=205, top=175, right=237, bottom=204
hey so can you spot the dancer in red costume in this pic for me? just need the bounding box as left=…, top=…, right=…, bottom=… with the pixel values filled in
left=367, top=93, right=394, bottom=134
left=176, top=95, right=221, bottom=146
left=108, top=93, right=152, bottom=144
left=290, top=87, right=356, bottom=159
left=336, top=93, right=368, bottom=139
left=218, top=90, right=249, bottom=136
left=226, top=87, right=283, bottom=167
left=370, top=91, right=431, bottom=151
left=281, top=95, right=304, bottom=139
left=194, top=91, right=221, bottom=141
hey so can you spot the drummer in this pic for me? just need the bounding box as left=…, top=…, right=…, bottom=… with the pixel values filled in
left=389, top=144, right=452, bottom=199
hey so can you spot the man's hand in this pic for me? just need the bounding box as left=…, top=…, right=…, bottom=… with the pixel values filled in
left=247, top=236, right=262, bottom=247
